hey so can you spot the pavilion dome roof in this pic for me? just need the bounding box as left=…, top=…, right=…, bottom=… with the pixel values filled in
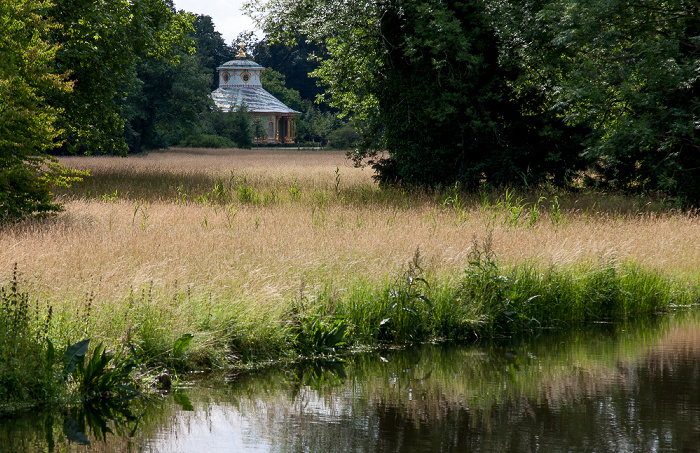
left=211, top=86, right=299, bottom=115
left=216, top=58, right=265, bottom=70
left=211, top=45, right=298, bottom=115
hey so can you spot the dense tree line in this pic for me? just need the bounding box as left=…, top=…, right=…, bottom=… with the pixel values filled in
left=494, top=0, right=700, bottom=201
left=2, top=0, right=200, bottom=220
left=1, top=0, right=356, bottom=221
left=3, top=0, right=698, bottom=221
left=250, top=0, right=699, bottom=203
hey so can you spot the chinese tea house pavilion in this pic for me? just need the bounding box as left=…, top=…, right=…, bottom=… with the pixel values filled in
left=211, top=44, right=299, bottom=144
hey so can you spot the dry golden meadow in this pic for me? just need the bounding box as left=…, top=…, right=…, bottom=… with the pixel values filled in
left=2, top=148, right=698, bottom=313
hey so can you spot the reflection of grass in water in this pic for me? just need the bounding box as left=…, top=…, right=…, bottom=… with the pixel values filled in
left=351, top=314, right=697, bottom=429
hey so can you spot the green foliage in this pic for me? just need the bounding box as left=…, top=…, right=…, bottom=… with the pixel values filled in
left=290, top=285, right=349, bottom=357
left=296, top=102, right=341, bottom=146
left=191, top=15, right=237, bottom=90
left=328, top=123, right=360, bottom=150
left=253, top=0, right=699, bottom=202
left=1, top=247, right=697, bottom=416
left=459, top=233, right=540, bottom=335
left=453, top=234, right=691, bottom=335
left=252, top=0, right=585, bottom=188
left=1, top=163, right=60, bottom=221
left=494, top=0, right=700, bottom=203
left=0, top=0, right=86, bottom=222
left=261, top=68, right=303, bottom=112
left=178, top=134, right=237, bottom=149
left=251, top=37, right=325, bottom=103
left=63, top=339, right=90, bottom=379
left=227, top=105, right=254, bottom=149
left=294, top=315, right=349, bottom=356
left=172, top=333, right=194, bottom=358
left=66, top=340, right=140, bottom=401
left=378, top=249, right=432, bottom=342
left=252, top=117, right=267, bottom=144
left=126, top=53, right=213, bottom=152
left=47, top=0, right=195, bottom=155
left=0, top=265, right=55, bottom=407
left=1, top=0, right=195, bottom=220
left=199, top=104, right=253, bottom=149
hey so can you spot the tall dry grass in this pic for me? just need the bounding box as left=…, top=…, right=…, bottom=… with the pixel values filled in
left=0, top=149, right=695, bottom=358
left=2, top=147, right=698, bottom=411
left=3, top=148, right=699, bottom=307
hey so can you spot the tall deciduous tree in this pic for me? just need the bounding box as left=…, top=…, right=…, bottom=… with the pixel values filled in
left=47, top=0, right=194, bottom=155
left=249, top=0, right=584, bottom=187
left=0, top=0, right=83, bottom=221
left=192, top=14, right=236, bottom=90
left=125, top=53, right=213, bottom=152
left=495, top=0, right=700, bottom=202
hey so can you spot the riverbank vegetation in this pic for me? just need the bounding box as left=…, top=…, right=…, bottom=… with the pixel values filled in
left=1, top=149, right=698, bottom=413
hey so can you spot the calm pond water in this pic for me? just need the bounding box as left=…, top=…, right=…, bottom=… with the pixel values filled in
left=3, top=312, right=700, bottom=452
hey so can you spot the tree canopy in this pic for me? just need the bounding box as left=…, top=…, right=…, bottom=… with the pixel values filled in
left=249, top=0, right=585, bottom=187
left=1, top=0, right=200, bottom=221
left=0, top=0, right=84, bottom=221
left=494, top=0, right=700, bottom=202
left=249, top=0, right=699, bottom=201
left=47, top=0, right=194, bottom=155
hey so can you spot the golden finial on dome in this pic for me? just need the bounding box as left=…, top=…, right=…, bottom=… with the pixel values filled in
left=236, top=43, right=247, bottom=58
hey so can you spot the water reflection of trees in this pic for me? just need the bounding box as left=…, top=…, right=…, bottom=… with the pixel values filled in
left=219, top=314, right=700, bottom=452
left=353, top=315, right=700, bottom=452
left=0, top=396, right=169, bottom=452
left=6, top=314, right=700, bottom=451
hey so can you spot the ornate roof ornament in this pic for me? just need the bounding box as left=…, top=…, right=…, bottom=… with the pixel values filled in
left=236, top=43, right=247, bottom=58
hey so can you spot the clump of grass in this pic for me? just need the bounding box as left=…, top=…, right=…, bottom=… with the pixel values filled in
left=330, top=235, right=698, bottom=343
left=376, top=248, right=433, bottom=342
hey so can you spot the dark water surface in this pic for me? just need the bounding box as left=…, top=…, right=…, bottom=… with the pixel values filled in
left=3, top=312, right=700, bottom=452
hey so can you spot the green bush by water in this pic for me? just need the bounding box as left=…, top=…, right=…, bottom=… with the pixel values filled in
left=334, top=238, right=697, bottom=343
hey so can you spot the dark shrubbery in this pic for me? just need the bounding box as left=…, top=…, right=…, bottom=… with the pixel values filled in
left=178, top=134, right=237, bottom=149
left=328, top=123, right=360, bottom=150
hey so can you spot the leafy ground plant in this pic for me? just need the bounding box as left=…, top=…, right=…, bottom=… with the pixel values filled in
left=64, top=339, right=140, bottom=401
left=294, top=315, right=348, bottom=357
left=0, top=265, right=55, bottom=410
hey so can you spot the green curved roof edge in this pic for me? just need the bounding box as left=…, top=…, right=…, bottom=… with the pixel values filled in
left=216, top=58, right=264, bottom=70
left=211, top=86, right=300, bottom=114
